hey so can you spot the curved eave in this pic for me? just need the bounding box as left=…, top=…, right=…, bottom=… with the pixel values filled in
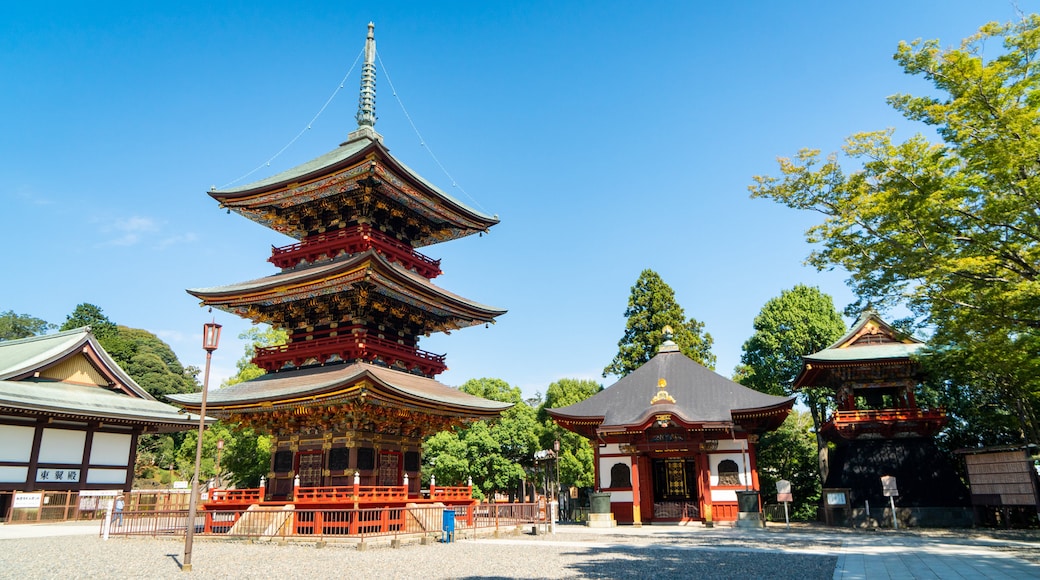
left=185, top=249, right=506, bottom=326
left=0, top=381, right=210, bottom=433
left=209, top=137, right=497, bottom=244
left=794, top=354, right=921, bottom=389
left=168, top=363, right=511, bottom=418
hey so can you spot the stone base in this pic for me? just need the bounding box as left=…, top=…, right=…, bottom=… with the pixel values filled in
left=586, top=513, right=617, bottom=528
left=735, top=512, right=764, bottom=528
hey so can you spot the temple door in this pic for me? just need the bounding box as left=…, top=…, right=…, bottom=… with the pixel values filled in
left=378, top=452, right=401, bottom=486
left=651, top=458, right=699, bottom=520
left=296, top=451, right=324, bottom=487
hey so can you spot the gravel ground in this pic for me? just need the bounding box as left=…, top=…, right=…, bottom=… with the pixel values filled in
left=1, top=529, right=839, bottom=579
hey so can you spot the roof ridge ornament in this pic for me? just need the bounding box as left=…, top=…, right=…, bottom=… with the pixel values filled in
left=658, top=325, right=680, bottom=353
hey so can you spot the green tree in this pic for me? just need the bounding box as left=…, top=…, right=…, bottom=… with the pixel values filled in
left=423, top=378, right=538, bottom=499
left=220, top=425, right=271, bottom=488
left=738, top=285, right=846, bottom=451
left=749, top=16, right=1040, bottom=447
left=223, top=325, right=288, bottom=387
left=755, top=410, right=821, bottom=520
left=60, top=303, right=138, bottom=366
left=537, top=379, right=601, bottom=488
left=0, top=310, right=55, bottom=340
left=605, top=269, right=715, bottom=377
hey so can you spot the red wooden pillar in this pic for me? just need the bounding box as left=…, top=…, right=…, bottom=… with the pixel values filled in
left=630, top=456, right=642, bottom=527
left=748, top=435, right=762, bottom=512
left=698, top=450, right=712, bottom=522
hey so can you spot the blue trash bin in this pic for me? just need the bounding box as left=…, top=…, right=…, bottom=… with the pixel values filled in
left=442, top=509, right=455, bottom=543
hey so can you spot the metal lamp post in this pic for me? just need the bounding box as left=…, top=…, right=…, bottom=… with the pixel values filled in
left=183, top=320, right=220, bottom=572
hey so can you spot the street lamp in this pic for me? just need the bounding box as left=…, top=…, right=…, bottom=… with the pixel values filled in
left=183, top=320, right=220, bottom=572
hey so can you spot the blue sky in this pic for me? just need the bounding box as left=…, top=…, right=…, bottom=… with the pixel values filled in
left=3, top=1, right=1030, bottom=399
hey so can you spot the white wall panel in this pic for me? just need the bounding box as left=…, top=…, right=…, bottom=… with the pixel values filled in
left=0, top=466, right=29, bottom=483
left=38, top=429, right=86, bottom=464
left=0, top=424, right=34, bottom=462
left=89, top=432, right=132, bottom=466
left=86, top=468, right=127, bottom=485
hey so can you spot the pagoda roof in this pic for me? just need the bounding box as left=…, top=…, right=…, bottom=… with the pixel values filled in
left=548, top=341, right=793, bottom=434
left=186, top=248, right=505, bottom=329
left=794, top=311, right=925, bottom=387
left=0, top=327, right=208, bottom=432
left=167, top=361, right=512, bottom=418
left=208, top=130, right=499, bottom=246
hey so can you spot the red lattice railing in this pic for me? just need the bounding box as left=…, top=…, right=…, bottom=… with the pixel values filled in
left=252, top=328, right=446, bottom=376
left=269, top=225, right=441, bottom=278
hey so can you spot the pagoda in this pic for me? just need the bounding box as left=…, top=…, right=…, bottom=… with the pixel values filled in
left=548, top=329, right=794, bottom=525
left=170, top=23, right=509, bottom=502
left=793, top=311, right=970, bottom=525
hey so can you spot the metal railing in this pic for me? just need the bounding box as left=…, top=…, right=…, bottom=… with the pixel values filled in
left=101, top=502, right=546, bottom=542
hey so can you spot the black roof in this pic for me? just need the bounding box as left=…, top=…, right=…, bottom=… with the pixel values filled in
left=548, top=342, right=793, bottom=429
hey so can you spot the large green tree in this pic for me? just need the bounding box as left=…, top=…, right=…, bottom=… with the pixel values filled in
left=537, top=379, right=601, bottom=488
left=423, top=378, right=540, bottom=499
left=605, top=269, right=715, bottom=377
left=738, top=285, right=846, bottom=451
left=0, top=310, right=54, bottom=341
left=755, top=410, right=821, bottom=520
left=749, top=16, right=1040, bottom=447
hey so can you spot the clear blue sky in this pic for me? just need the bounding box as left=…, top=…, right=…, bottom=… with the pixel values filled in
left=3, top=1, right=1030, bottom=399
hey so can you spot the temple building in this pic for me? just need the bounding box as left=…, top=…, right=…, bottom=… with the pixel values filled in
left=793, top=311, right=971, bottom=525
left=548, top=329, right=794, bottom=525
left=169, top=23, right=509, bottom=501
left=0, top=327, right=202, bottom=518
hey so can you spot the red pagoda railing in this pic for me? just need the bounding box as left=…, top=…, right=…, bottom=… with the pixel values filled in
left=206, top=484, right=473, bottom=507
left=269, top=224, right=442, bottom=278
left=824, top=408, right=947, bottom=439
left=252, top=329, right=446, bottom=376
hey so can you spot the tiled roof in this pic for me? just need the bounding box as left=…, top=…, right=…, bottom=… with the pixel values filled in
left=548, top=343, right=792, bottom=429
left=210, top=132, right=498, bottom=225
left=0, top=327, right=150, bottom=399
left=0, top=380, right=203, bottom=428
left=167, top=361, right=512, bottom=415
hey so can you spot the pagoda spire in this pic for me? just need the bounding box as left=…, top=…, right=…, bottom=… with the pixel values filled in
left=355, top=22, right=377, bottom=130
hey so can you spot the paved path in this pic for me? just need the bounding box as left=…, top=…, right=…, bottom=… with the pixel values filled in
left=1, top=519, right=1037, bottom=579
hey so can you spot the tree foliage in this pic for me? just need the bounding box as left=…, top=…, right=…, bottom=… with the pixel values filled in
left=537, top=379, right=601, bottom=488
left=738, top=285, right=846, bottom=451
left=0, top=310, right=55, bottom=341
left=223, top=325, right=288, bottom=387
left=423, top=378, right=539, bottom=499
left=749, top=16, right=1040, bottom=447
left=755, top=410, right=821, bottom=520
left=605, top=269, right=715, bottom=377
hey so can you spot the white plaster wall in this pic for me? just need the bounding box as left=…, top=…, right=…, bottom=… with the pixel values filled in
left=714, top=439, right=747, bottom=452
left=599, top=456, right=631, bottom=487
left=608, top=490, right=634, bottom=502
left=38, top=429, right=86, bottom=464
left=86, top=468, right=127, bottom=485
left=600, top=443, right=621, bottom=454
left=0, top=466, right=29, bottom=483
left=711, top=489, right=738, bottom=502
left=708, top=452, right=751, bottom=487
left=0, top=424, right=34, bottom=462
left=89, top=432, right=132, bottom=466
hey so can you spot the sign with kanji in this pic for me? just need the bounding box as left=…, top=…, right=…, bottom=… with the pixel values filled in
left=882, top=475, right=899, bottom=497
left=776, top=479, right=793, bottom=502
left=36, top=468, right=80, bottom=483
